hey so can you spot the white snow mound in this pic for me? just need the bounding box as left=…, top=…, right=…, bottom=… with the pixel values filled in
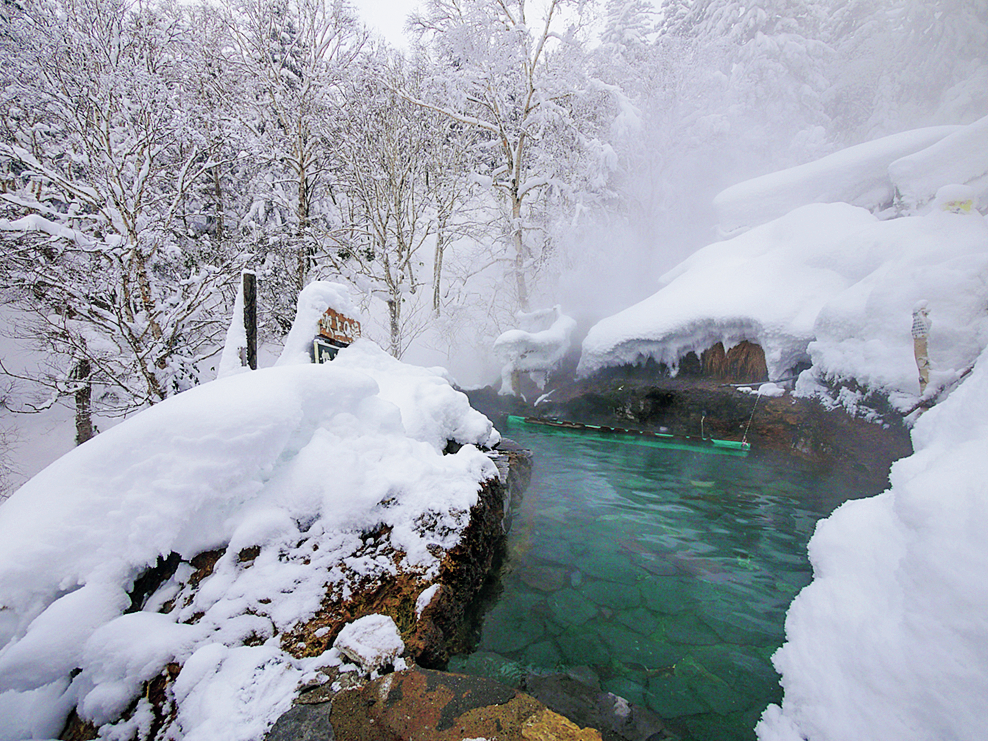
left=889, top=114, right=988, bottom=211
left=494, top=306, right=577, bottom=395
left=0, top=338, right=498, bottom=740
left=758, top=342, right=988, bottom=741
left=713, top=126, right=960, bottom=234
left=333, top=614, right=404, bottom=673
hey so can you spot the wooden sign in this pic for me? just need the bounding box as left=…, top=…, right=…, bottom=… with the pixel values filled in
left=318, top=308, right=361, bottom=345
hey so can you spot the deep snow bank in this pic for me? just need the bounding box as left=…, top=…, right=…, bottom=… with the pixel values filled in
left=890, top=114, right=988, bottom=211
left=713, top=126, right=961, bottom=234
left=0, top=336, right=499, bottom=740
left=757, top=343, right=988, bottom=741
left=579, top=204, right=988, bottom=411
left=713, top=117, right=988, bottom=236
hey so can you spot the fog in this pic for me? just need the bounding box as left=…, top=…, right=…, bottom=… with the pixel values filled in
left=400, top=0, right=988, bottom=385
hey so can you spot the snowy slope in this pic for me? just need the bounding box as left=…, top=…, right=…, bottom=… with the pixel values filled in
left=889, top=113, right=988, bottom=211
left=0, top=285, right=500, bottom=740
left=712, top=126, right=961, bottom=234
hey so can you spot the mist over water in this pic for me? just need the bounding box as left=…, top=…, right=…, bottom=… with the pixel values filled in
left=405, top=1, right=988, bottom=387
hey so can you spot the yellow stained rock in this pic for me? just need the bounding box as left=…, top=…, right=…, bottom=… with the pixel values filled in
left=521, top=708, right=603, bottom=741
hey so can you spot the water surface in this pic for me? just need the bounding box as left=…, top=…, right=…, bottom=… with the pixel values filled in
left=451, top=427, right=864, bottom=740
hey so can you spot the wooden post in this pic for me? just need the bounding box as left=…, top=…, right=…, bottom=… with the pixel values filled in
left=242, top=271, right=257, bottom=370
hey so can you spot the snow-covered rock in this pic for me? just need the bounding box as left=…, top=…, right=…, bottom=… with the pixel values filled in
left=580, top=202, right=988, bottom=412
left=333, top=614, right=405, bottom=674
left=580, top=202, right=877, bottom=382
left=0, top=291, right=500, bottom=740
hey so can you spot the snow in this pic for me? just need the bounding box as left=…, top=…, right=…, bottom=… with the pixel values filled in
left=889, top=114, right=988, bottom=211
left=493, top=306, right=577, bottom=395
left=758, top=343, right=988, bottom=741
left=738, top=382, right=785, bottom=398
left=580, top=202, right=881, bottom=382
left=276, top=281, right=360, bottom=367
left=580, top=202, right=988, bottom=411
left=713, top=126, right=961, bottom=235
left=217, top=272, right=252, bottom=380
left=0, top=283, right=500, bottom=740
left=333, top=614, right=404, bottom=673
left=415, top=584, right=440, bottom=618
left=0, top=213, right=92, bottom=246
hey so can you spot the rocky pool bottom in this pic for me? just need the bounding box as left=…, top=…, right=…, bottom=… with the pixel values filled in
left=450, top=427, right=879, bottom=741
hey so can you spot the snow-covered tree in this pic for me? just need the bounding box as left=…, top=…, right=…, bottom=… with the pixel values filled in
left=660, top=0, right=834, bottom=136
left=601, top=0, right=654, bottom=60
left=409, top=0, right=617, bottom=311
left=220, top=0, right=366, bottom=331
left=0, top=0, right=239, bottom=439
left=326, top=49, right=448, bottom=357
left=824, top=0, right=988, bottom=138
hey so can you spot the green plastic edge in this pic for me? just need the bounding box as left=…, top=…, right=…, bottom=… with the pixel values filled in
left=504, top=415, right=750, bottom=458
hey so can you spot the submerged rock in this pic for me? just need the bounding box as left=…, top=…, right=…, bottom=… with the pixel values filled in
left=272, top=667, right=606, bottom=741
left=524, top=672, right=675, bottom=741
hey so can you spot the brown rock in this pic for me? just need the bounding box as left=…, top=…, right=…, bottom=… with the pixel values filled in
left=326, top=668, right=604, bottom=741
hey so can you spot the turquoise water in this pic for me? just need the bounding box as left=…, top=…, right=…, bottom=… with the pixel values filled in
left=450, top=428, right=863, bottom=740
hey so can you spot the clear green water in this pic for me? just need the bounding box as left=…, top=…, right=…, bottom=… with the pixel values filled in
left=450, top=428, right=863, bottom=740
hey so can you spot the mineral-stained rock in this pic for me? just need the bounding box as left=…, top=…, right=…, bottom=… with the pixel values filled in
left=320, top=667, right=604, bottom=741
left=280, top=474, right=514, bottom=670
left=521, top=709, right=604, bottom=740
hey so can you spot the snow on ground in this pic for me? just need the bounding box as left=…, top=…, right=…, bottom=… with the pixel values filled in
left=712, top=126, right=961, bottom=235
left=797, top=204, right=988, bottom=412
left=0, top=283, right=500, bottom=740
left=757, top=342, right=988, bottom=741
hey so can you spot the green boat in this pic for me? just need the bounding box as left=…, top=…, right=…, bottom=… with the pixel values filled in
left=504, top=415, right=751, bottom=458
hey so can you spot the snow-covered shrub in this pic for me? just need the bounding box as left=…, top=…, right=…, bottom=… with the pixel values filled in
left=493, top=306, right=577, bottom=396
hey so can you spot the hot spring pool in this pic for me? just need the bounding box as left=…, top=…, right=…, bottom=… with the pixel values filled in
left=450, top=426, right=867, bottom=740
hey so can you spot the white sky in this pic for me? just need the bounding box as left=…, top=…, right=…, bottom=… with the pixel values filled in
left=353, top=0, right=422, bottom=48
